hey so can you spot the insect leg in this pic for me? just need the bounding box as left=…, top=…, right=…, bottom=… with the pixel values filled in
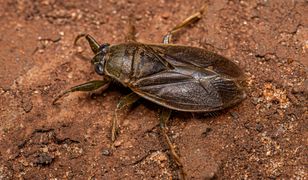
left=74, top=33, right=100, bottom=54
left=112, top=92, right=140, bottom=142
left=125, top=17, right=137, bottom=42
left=163, top=4, right=207, bottom=44
left=53, top=79, right=110, bottom=105
left=159, top=108, right=186, bottom=179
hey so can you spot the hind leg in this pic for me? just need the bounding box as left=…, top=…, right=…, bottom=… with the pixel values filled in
left=159, top=108, right=186, bottom=179
left=163, top=5, right=207, bottom=44
left=125, top=16, right=137, bottom=42
left=111, top=92, right=141, bottom=142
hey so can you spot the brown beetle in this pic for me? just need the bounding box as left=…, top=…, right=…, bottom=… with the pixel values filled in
left=53, top=6, right=245, bottom=179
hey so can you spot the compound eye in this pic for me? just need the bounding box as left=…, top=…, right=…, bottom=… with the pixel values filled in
left=94, top=63, right=104, bottom=75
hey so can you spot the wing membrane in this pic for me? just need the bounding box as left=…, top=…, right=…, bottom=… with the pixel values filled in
left=147, top=44, right=245, bottom=79
left=129, top=44, right=245, bottom=112
left=132, top=71, right=244, bottom=112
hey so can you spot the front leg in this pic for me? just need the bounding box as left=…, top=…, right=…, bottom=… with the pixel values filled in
left=74, top=33, right=101, bottom=54
left=53, top=79, right=110, bottom=104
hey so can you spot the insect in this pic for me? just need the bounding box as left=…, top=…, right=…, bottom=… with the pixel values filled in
left=53, top=5, right=245, bottom=179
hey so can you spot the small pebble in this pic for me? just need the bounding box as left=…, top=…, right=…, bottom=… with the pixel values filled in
left=101, top=149, right=111, bottom=156
left=202, top=127, right=212, bottom=137
left=114, top=140, right=123, bottom=147
left=22, top=98, right=33, bottom=113
left=230, top=111, right=239, bottom=119
left=255, top=123, right=263, bottom=132
left=34, top=153, right=53, bottom=166
left=161, top=12, right=171, bottom=19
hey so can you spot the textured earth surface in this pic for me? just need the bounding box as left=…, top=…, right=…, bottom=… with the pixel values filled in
left=0, top=0, right=307, bottom=179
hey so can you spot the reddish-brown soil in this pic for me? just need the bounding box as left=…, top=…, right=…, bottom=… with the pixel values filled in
left=0, top=0, right=307, bottom=179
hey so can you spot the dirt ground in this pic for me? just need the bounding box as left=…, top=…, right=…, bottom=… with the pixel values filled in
left=0, top=0, right=307, bottom=179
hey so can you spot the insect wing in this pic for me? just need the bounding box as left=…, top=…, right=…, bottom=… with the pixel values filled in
left=151, top=44, right=244, bottom=79
left=130, top=44, right=245, bottom=112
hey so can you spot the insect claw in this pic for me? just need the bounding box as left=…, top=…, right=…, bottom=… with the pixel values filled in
left=74, top=33, right=87, bottom=46
left=74, top=33, right=101, bottom=54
